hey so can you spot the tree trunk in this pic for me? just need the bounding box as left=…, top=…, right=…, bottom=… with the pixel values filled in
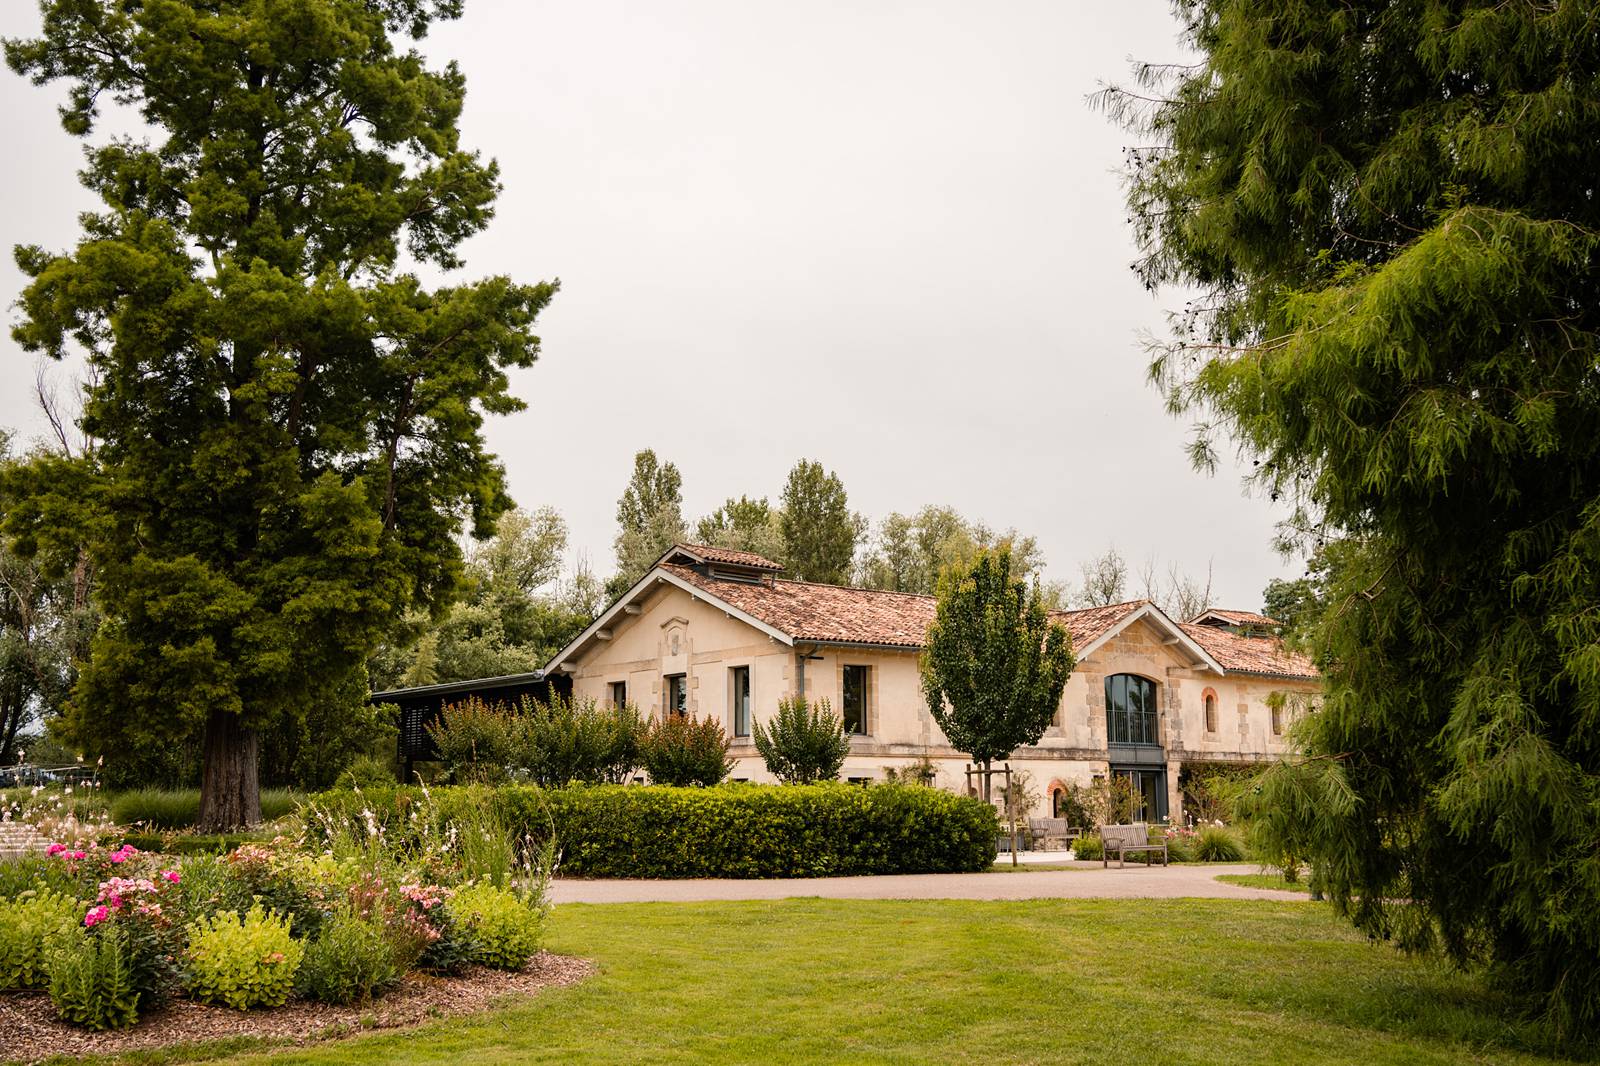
left=980, top=757, right=992, bottom=802
left=198, top=709, right=261, bottom=831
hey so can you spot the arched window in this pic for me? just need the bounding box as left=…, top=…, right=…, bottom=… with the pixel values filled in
left=1271, top=704, right=1283, bottom=736
left=1105, top=674, right=1159, bottom=746
left=1204, top=692, right=1217, bottom=733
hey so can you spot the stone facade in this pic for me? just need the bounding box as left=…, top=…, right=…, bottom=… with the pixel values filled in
left=555, top=550, right=1320, bottom=822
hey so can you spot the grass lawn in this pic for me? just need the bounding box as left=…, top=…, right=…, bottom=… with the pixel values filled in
left=1217, top=872, right=1314, bottom=893
left=55, top=899, right=1578, bottom=1066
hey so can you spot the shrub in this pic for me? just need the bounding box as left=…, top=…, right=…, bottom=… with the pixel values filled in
left=449, top=883, right=543, bottom=970
left=427, top=697, right=515, bottom=784
left=220, top=843, right=345, bottom=940
left=47, top=925, right=139, bottom=1031
left=641, top=715, right=732, bottom=787
left=336, top=755, right=397, bottom=791
left=306, top=783, right=1001, bottom=879
left=520, top=696, right=646, bottom=786
left=185, top=905, right=303, bottom=1009
left=1194, top=824, right=1246, bottom=863
left=752, top=696, right=849, bottom=784
left=1072, top=834, right=1103, bottom=861
left=0, top=891, right=82, bottom=989
left=296, top=911, right=400, bottom=1005
left=107, top=789, right=302, bottom=829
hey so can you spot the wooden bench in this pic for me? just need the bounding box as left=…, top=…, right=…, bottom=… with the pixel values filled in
left=1099, top=822, right=1168, bottom=868
left=1027, top=817, right=1085, bottom=851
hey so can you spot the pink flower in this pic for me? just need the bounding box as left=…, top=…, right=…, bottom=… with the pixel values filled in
left=70, top=850, right=86, bottom=861
left=109, top=851, right=126, bottom=864
left=83, top=905, right=109, bottom=928
left=47, top=843, right=66, bottom=856
left=162, top=870, right=181, bottom=884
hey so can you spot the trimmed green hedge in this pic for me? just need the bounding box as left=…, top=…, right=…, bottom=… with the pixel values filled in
left=305, top=783, right=1000, bottom=879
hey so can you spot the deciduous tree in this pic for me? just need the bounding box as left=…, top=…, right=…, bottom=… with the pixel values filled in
left=3, top=0, right=554, bottom=828
left=1107, top=0, right=1600, bottom=1035
left=694, top=495, right=786, bottom=565
left=610, top=450, right=685, bottom=596
left=779, top=460, right=863, bottom=585
left=920, top=549, right=1074, bottom=799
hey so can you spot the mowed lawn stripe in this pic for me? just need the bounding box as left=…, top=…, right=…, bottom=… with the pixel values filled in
left=135, top=899, right=1571, bottom=1066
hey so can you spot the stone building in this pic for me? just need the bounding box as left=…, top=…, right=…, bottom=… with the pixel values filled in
left=545, top=543, right=1320, bottom=821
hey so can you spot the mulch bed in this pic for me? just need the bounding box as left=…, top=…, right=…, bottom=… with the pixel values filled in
left=0, top=952, right=595, bottom=1065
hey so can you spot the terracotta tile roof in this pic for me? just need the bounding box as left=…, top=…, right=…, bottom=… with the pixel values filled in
left=1191, top=608, right=1283, bottom=628
left=671, top=543, right=785, bottom=571
left=1178, top=623, right=1318, bottom=680
left=666, top=565, right=1144, bottom=651
left=1051, top=599, right=1149, bottom=650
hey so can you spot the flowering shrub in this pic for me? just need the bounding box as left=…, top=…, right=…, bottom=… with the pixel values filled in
left=0, top=891, right=82, bottom=989
left=186, top=905, right=303, bottom=1010
left=0, top=777, right=557, bottom=1029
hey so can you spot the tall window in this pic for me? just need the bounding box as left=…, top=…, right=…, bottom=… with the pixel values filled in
left=610, top=681, right=627, bottom=708
left=842, top=665, right=868, bottom=735
left=1105, top=674, right=1159, bottom=746
left=730, top=666, right=751, bottom=737
left=665, top=674, right=687, bottom=718
left=1204, top=692, right=1217, bottom=733
left=1271, top=703, right=1283, bottom=735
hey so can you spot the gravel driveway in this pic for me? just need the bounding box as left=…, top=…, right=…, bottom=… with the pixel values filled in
left=550, top=863, right=1304, bottom=904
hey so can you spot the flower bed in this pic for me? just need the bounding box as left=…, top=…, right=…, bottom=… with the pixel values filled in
left=0, top=789, right=561, bottom=1037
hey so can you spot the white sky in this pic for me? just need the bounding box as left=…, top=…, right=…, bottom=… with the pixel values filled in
left=0, top=0, right=1300, bottom=609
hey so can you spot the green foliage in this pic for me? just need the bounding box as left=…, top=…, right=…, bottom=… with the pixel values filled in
left=610, top=450, right=687, bottom=596
left=427, top=695, right=646, bottom=786
left=427, top=698, right=516, bottom=784
left=1193, top=825, right=1246, bottom=864
left=1071, top=834, right=1103, bottom=861
left=920, top=548, right=1075, bottom=778
left=641, top=715, right=733, bottom=787
left=778, top=460, right=863, bottom=585
left=47, top=924, right=138, bottom=1031
left=2, top=0, right=553, bottom=828
left=107, top=788, right=303, bottom=830
left=337, top=755, right=398, bottom=791
left=0, top=890, right=81, bottom=989
left=859, top=505, right=1052, bottom=597
left=695, top=496, right=787, bottom=565
left=368, top=508, right=598, bottom=691
left=296, top=910, right=400, bottom=1006
left=0, top=853, right=78, bottom=901
left=449, top=883, right=544, bottom=970
left=114, top=832, right=267, bottom=855
left=520, top=696, right=646, bottom=787
left=752, top=695, right=849, bottom=784
left=185, top=905, right=303, bottom=1010
left=307, top=783, right=1001, bottom=879
left=1109, top=0, right=1600, bottom=1037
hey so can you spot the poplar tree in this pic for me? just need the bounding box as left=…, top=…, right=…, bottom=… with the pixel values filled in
left=3, top=0, right=554, bottom=828
left=920, top=548, right=1074, bottom=800
left=779, top=459, right=862, bottom=585
left=1108, top=0, right=1600, bottom=1034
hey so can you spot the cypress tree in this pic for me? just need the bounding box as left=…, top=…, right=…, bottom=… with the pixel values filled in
left=1107, top=0, right=1600, bottom=1035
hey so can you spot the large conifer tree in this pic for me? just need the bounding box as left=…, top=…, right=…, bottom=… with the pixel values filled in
left=1108, top=0, right=1600, bottom=1034
left=3, top=0, right=554, bottom=828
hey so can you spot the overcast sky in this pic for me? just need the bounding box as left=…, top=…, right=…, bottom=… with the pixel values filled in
left=0, top=0, right=1300, bottom=609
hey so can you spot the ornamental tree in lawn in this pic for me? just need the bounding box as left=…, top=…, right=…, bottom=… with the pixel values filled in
left=1106, top=0, right=1600, bottom=1036
left=920, top=548, right=1073, bottom=800
left=2, top=0, right=555, bottom=829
